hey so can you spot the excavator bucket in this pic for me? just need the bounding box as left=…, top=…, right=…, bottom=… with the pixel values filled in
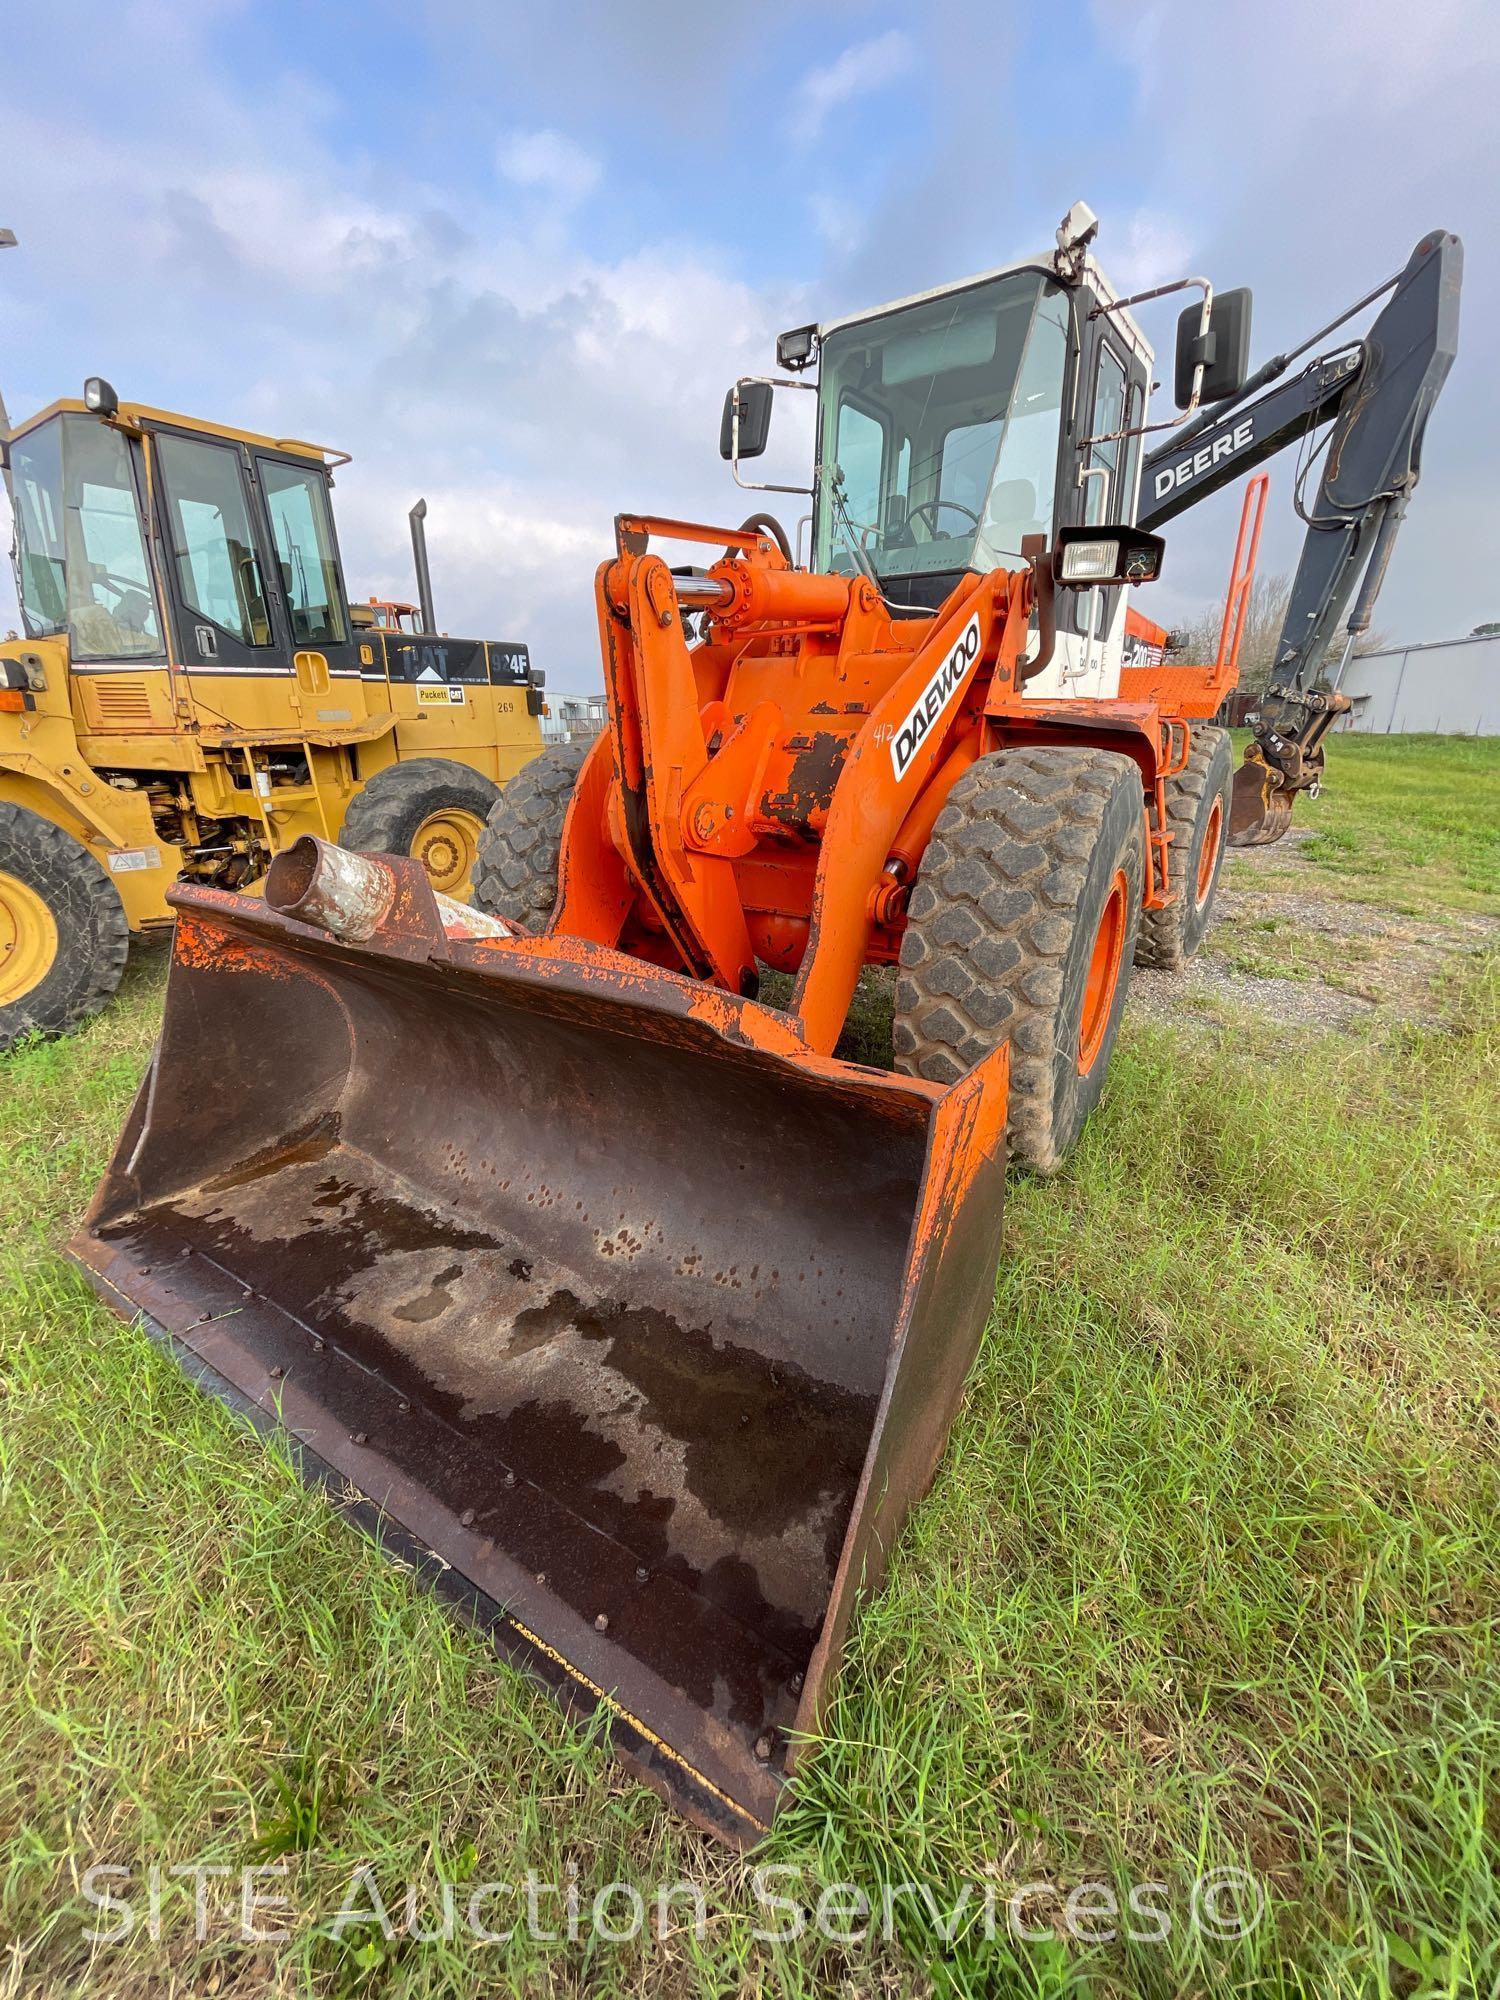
left=69, top=845, right=1008, bottom=1844
left=1228, top=748, right=1294, bottom=847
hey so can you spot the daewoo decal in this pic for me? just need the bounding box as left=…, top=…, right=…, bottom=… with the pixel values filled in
left=890, top=615, right=982, bottom=781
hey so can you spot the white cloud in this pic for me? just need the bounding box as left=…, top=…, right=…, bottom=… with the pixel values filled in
left=1086, top=0, right=1500, bottom=643
left=1107, top=209, right=1194, bottom=294
left=808, top=193, right=865, bottom=261
left=0, top=80, right=798, bottom=688
left=496, top=129, right=603, bottom=209
left=789, top=30, right=912, bottom=145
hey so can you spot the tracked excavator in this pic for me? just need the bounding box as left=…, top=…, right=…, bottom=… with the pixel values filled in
left=71, top=210, right=1459, bottom=1843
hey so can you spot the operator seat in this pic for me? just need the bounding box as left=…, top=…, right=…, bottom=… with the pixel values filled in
left=978, top=478, right=1045, bottom=564
left=69, top=599, right=156, bottom=658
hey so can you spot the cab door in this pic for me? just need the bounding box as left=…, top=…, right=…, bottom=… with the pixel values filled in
left=250, top=449, right=368, bottom=718
left=1065, top=323, right=1148, bottom=695
left=150, top=427, right=281, bottom=706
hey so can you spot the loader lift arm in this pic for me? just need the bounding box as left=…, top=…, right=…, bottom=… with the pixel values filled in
left=1139, top=229, right=1461, bottom=841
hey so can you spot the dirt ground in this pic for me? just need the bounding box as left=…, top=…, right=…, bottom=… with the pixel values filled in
left=1130, top=830, right=1499, bottom=1032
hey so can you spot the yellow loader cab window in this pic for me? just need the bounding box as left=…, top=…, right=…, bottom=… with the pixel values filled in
left=10, top=416, right=163, bottom=659
left=261, top=459, right=348, bottom=647
left=156, top=432, right=273, bottom=647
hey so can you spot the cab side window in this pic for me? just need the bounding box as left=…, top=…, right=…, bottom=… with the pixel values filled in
left=836, top=400, right=885, bottom=537
left=157, top=435, right=272, bottom=646
left=1085, top=348, right=1128, bottom=524
left=261, top=459, right=349, bottom=647
left=939, top=418, right=1002, bottom=524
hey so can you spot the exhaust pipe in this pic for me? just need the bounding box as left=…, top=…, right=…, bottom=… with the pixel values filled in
left=266, top=835, right=519, bottom=941
left=409, top=498, right=436, bottom=635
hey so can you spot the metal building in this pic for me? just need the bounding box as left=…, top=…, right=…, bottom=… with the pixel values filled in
left=1336, top=631, right=1497, bottom=735
left=541, top=692, right=609, bottom=745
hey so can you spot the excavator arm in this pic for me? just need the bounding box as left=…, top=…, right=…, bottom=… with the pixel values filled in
left=1139, top=230, right=1462, bottom=844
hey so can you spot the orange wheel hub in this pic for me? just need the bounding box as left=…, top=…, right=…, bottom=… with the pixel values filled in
left=1195, top=798, right=1224, bottom=909
left=1077, top=868, right=1128, bottom=1074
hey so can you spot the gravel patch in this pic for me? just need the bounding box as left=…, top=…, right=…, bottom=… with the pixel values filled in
left=1129, top=957, right=1378, bottom=1031
left=1127, top=838, right=1497, bottom=1032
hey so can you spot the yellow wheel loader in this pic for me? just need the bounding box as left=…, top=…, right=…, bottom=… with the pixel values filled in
left=0, top=384, right=546, bottom=1049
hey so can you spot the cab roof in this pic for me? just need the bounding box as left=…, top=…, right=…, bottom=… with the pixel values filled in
left=8, top=399, right=344, bottom=464
left=817, top=251, right=1153, bottom=367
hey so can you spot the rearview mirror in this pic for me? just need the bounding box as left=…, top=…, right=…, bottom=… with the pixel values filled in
left=1174, top=287, right=1252, bottom=409
left=1053, top=525, right=1165, bottom=587
left=719, top=379, right=774, bottom=461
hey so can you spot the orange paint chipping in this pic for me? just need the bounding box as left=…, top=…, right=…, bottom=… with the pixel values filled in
left=172, top=916, right=296, bottom=980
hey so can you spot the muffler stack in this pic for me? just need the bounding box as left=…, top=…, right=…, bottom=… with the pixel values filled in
left=71, top=842, right=1008, bottom=1841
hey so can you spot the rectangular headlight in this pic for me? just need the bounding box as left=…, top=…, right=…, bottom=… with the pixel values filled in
left=775, top=324, right=818, bottom=371
left=1058, top=538, right=1121, bottom=583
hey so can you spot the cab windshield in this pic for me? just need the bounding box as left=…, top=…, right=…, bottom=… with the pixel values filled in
left=10, top=415, right=163, bottom=658
left=813, top=269, right=1070, bottom=587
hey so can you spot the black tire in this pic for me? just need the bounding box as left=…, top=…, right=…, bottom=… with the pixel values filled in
left=894, top=746, right=1145, bottom=1175
left=0, top=802, right=129, bottom=1052
left=338, top=758, right=501, bottom=900
left=1134, top=725, right=1233, bottom=972
left=471, top=741, right=589, bottom=929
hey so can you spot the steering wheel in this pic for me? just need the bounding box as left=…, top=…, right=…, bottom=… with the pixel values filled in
left=907, top=498, right=981, bottom=542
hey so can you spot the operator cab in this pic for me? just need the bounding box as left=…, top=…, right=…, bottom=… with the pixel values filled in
left=353, top=597, right=425, bottom=635
left=6, top=391, right=358, bottom=681
left=812, top=267, right=1088, bottom=609
left=8, top=410, right=166, bottom=661
left=721, top=204, right=1250, bottom=699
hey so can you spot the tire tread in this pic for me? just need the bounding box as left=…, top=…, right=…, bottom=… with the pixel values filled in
left=0, top=801, right=128, bottom=1049
left=471, top=742, right=589, bottom=926
left=895, top=745, right=1142, bottom=1173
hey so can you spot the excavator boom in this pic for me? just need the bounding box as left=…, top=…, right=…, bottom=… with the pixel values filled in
left=1142, top=229, right=1462, bottom=841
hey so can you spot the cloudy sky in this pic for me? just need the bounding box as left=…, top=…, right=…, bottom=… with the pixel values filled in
left=3, top=0, right=1495, bottom=686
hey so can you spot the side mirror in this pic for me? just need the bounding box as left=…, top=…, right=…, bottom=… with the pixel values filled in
left=1053, top=525, right=1165, bottom=587
left=1174, top=288, right=1252, bottom=409
left=719, top=379, right=774, bottom=461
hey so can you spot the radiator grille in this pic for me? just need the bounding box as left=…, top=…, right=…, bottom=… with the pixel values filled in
left=91, top=678, right=156, bottom=731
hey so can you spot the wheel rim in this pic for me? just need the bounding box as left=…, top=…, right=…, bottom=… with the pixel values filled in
left=1195, top=797, right=1225, bottom=910
left=1077, top=868, right=1128, bottom=1074
left=410, top=809, right=484, bottom=898
left=0, top=869, right=59, bottom=1007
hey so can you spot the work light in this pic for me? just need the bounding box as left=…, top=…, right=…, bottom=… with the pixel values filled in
left=1052, top=525, right=1165, bottom=586
left=775, top=324, right=818, bottom=371
left=1058, top=537, right=1121, bottom=583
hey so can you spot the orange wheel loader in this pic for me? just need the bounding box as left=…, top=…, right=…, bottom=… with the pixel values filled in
left=69, top=207, right=1459, bottom=1844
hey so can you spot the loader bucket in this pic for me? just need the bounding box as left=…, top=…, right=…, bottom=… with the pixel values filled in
left=70, top=853, right=1009, bottom=1844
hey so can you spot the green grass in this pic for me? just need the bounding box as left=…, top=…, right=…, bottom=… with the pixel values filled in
left=1225, top=732, right=1500, bottom=916
left=2, top=740, right=1498, bottom=1997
